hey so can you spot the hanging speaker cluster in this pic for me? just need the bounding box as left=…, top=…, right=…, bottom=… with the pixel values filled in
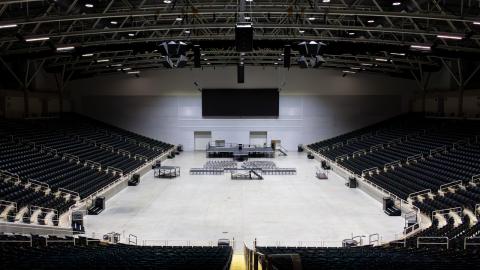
left=235, top=23, right=253, bottom=52
left=297, top=41, right=327, bottom=68
left=158, top=41, right=189, bottom=68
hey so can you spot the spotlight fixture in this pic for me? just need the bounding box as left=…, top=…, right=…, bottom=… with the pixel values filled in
left=367, top=20, right=374, bottom=23
left=176, top=17, right=183, bottom=21
left=128, top=33, right=135, bottom=37
left=308, top=17, right=316, bottom=21
left=110, top=21, right=118, bottom=25
left=392, top=2, right=401, bottom=6
left=163, top=0, right=172, bottom=3
left=298, top=29, right=305, bottom=34
left=184, top=30, right=191, bottom=34
left=474, top=22, right=480, bottom=25
left=25, top=37, right=50, bottom=42
left=85, top=3, right=94, bottom=8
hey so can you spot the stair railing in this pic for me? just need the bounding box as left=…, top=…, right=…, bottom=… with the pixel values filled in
left=417, top=237, right=449, bottom=249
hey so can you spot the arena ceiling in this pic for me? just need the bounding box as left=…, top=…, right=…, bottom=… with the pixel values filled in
left=0, top=0, right=479, bottom=83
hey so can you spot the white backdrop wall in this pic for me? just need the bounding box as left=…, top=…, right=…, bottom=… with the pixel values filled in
left=69, top=67, right=415, bottom=150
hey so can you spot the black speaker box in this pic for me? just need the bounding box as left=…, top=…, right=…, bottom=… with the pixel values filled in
left=235, top=23, right=253, bottom=52
left=284, top=45, right=291, bottom=68
left=237, top=64, right=245, bottom=83
left=193, top=45, right=201, bottom=68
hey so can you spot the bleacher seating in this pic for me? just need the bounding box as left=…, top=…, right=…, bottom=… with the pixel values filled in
left=256, top=246, right=480, bottom=270
left=0, top=234, right=233, bottom=270
left=0, top=114, right=174, bottom=226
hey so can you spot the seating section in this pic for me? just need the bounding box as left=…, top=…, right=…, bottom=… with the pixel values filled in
left=308, top=114, right=480, bottom=201
left=0, top=175, right=76, bottom=225
left=0, top=234, right=233, bottom=270
left=256, top=246, right=480, bottom=270
left=0, top=114, right=174, bottom=226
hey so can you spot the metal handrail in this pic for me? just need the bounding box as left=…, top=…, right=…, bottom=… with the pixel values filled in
left=384, top=160, right=401, bottom=170
left=335, top=154, right=349, bottom=161
left=432, top=207, right=463, bottom=217
left=128, top=234, right=138, bottom=245
left=361, top=167, right=378, bottom=176
left=408, top=189, right=431, bottom=200
left=58, top=188, right=80, bottom=198
left=429, top=145, right=447, bottom=156
left=370, top=144, right=384, bottom=152
left=417, top=237, right=449, bottom=249
left=439, top=180, right=463, bottom=191
left=406, top=153, right=424, bottom=163
left=464, top=237, right=480, bottom=249
left=387, top=138, right=403, bottom=146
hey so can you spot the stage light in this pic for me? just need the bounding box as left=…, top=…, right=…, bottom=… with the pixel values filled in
left=176, top=17, right=183, bottom=21
left=110, top=21, right=118, bottom=25
left=163, top=0, right=172, bottom=3
left=308, top=17, right=315, bottom=21
left=128, top=33, right=135, bottom=37
left=111, top=64, right=123, bottom=67
left=0, top=24, right=17, bottom=29
left=348, top=32, right=355, bottom=36
left=367, top=20, right=374, bottom=23
left=25, top=37, right=50, bottom=42
left=299, top=29, right=305, bottom=33
left=85, top=3, right=94, bottom=8
left=97, top=59, right=110, bottom=63
left=392, top=2, right=401, bottom=6
left=361, top=63, right=373, bottom=66
left=474, top=22, right=480, bottom=25
left=244, top=16, right=251, bottom=20
left=437, top=34, right=463, bottom=40
left=82, top=53, right=94, bottom=57
left=375, top=58, right=389, bottom=62
left=322, top=0, right=331, bottom=2
left=184, top=30, right=191, bottom=34
left=390, top=52, right=406, bottom=56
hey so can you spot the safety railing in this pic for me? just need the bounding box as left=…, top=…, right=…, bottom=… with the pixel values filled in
left=85, top=160, right=102, bottom=170
left=26, top=178, right=49, bottom=189
left=432, top=207, right=463, bottom=218
left=361, top=167, right=379, bottom=177
left=45, top=237, right=76, bottom=247
left=352, top=149, right=367, bottom=157
left=40, top=145, right=58, bottom=156
left=128, top=234, right=138, bottom=245
left=62, top=153, right=80, bottom=163
left=318, top=146, right=330, bottom=152
left=346, top=138, right=358, bottom=145
left=332, top=142, right=344, bottom=149
left=335, top=154, right=349, bottom=162
left=417, top=237, right=449, bottom=249
left=368, top=233, right=380, bottom=246
left=117, top=149, right=131, bottom=157
left=406, top=153, right=424, bottom=163
left=0, top=235, right=33, bottom=247
left=405, top=132, right=421, bottom=141
left=471, top=174, right=480, bottom=184
left=452, top=139, right=469, bottom=150
left=100, top=143, right=114, bottom=152
left=384, top=160, right=401, bottom=171
left=464, top=237, right=480, bottom=249
left=138, top=142, right=151, bottom=149
left=387, top=138, right=403, bottom=146
left=107, top=166, right=123, bottom=176
left=83, top=138, right=97, bottom=146
left=439, top=180, right=463, bottom=192
left=361, top=133, right=373, bottom=140
left=429, top=145, right=447, bottom=156
left=370, top=144, right=384, bottom=152
left=141, top=239, right=219, bottom=247
left=403, top=223, right=420, bottom=235
left=134, top=154, right=148, bottom=161
left=58, top=188, right=80, bottom=199
left=407, top=189, right=432, bottom=199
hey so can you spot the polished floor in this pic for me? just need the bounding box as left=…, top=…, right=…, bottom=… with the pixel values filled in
left=84, top=151, right=404, bottom=249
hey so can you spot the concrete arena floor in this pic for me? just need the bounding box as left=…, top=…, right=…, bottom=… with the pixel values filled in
left=84, top=151, right=404, bottom=249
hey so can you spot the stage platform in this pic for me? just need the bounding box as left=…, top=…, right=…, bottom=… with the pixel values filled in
left=206, top=143, right=275, bottom=159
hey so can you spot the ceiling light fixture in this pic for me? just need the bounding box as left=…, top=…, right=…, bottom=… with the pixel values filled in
left=25, top=37, right=50, bottom=42
left=110, top=21, right=118, bottom=25
left=56, top=46, right=75, bottom=52
left=437, top=34, right=463, bottom=40
left=97, top=59, right=110, bottom=63
left=82, top=53, right=94, bottom=57
left=410, top=44, right=431, bottom=51
left=85, top=3, right=94, bottom=8
left=0, top=24, right=18, bottom=29
left=390, top=52, right=406, bottom=56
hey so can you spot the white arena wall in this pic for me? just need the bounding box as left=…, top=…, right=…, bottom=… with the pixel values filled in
left=68, top=67, right=417, bottom=151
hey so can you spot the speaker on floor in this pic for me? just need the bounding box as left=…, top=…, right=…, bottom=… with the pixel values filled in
left=283, top=45, right=291, bottom=68
left=193, top=45, right=201, bottom=68
left=235, top=23, right=253, bottom=52
left=128, top=174, right=140, bottom=186
left=237, top=64, right=245, bottom=83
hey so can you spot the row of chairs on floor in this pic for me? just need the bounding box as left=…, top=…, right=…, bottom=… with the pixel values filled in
left=0, top=233, right=233, bottom=270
